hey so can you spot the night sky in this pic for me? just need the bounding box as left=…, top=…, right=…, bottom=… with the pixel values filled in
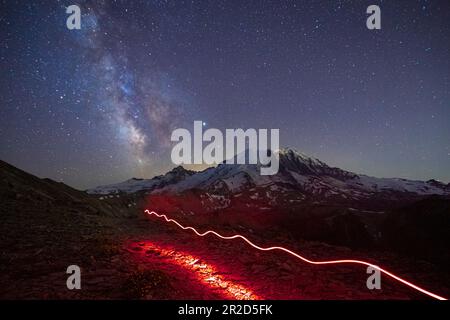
left=0, top=0, right=449, bottom=189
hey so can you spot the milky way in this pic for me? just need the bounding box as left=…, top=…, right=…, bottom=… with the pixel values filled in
left=0, top=0, right=449, bottom=189
left=72, top=3, right=192, bottom=176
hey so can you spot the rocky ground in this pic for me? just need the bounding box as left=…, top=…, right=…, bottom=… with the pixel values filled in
left=1, top=208, right=448, bottom=300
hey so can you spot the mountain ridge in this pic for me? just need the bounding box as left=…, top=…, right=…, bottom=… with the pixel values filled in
left=87, top=148, right=450, bottom=202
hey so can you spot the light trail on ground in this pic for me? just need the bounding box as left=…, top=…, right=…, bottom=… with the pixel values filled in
left=144, top=209, right=447, bottom=300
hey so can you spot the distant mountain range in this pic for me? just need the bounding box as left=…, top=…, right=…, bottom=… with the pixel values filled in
left=88, top=148, right=449, bottom=203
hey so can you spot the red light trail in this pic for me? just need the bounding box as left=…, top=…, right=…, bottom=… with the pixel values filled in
left=132, top=241, right=260, bottom=300
left=145, top=209, right=447, bottom=300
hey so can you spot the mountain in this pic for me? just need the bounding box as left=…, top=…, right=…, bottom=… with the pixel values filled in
left=85, top=148, right=449, bottom=254
left=0, top=159, right=136, bottom=218
left=88, top=148, right=449, bottom=204
left=87, top=166, right=195, bottom=194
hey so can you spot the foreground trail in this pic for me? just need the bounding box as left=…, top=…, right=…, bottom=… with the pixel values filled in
left=125, top=213, right=447, bottom=300
left=0, top=203, right=448, bottom=299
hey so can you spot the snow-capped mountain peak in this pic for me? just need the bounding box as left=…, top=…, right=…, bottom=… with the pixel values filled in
left=87, top=148, right=449, bottom=201
left=86, top=165, right=194, bottom=194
